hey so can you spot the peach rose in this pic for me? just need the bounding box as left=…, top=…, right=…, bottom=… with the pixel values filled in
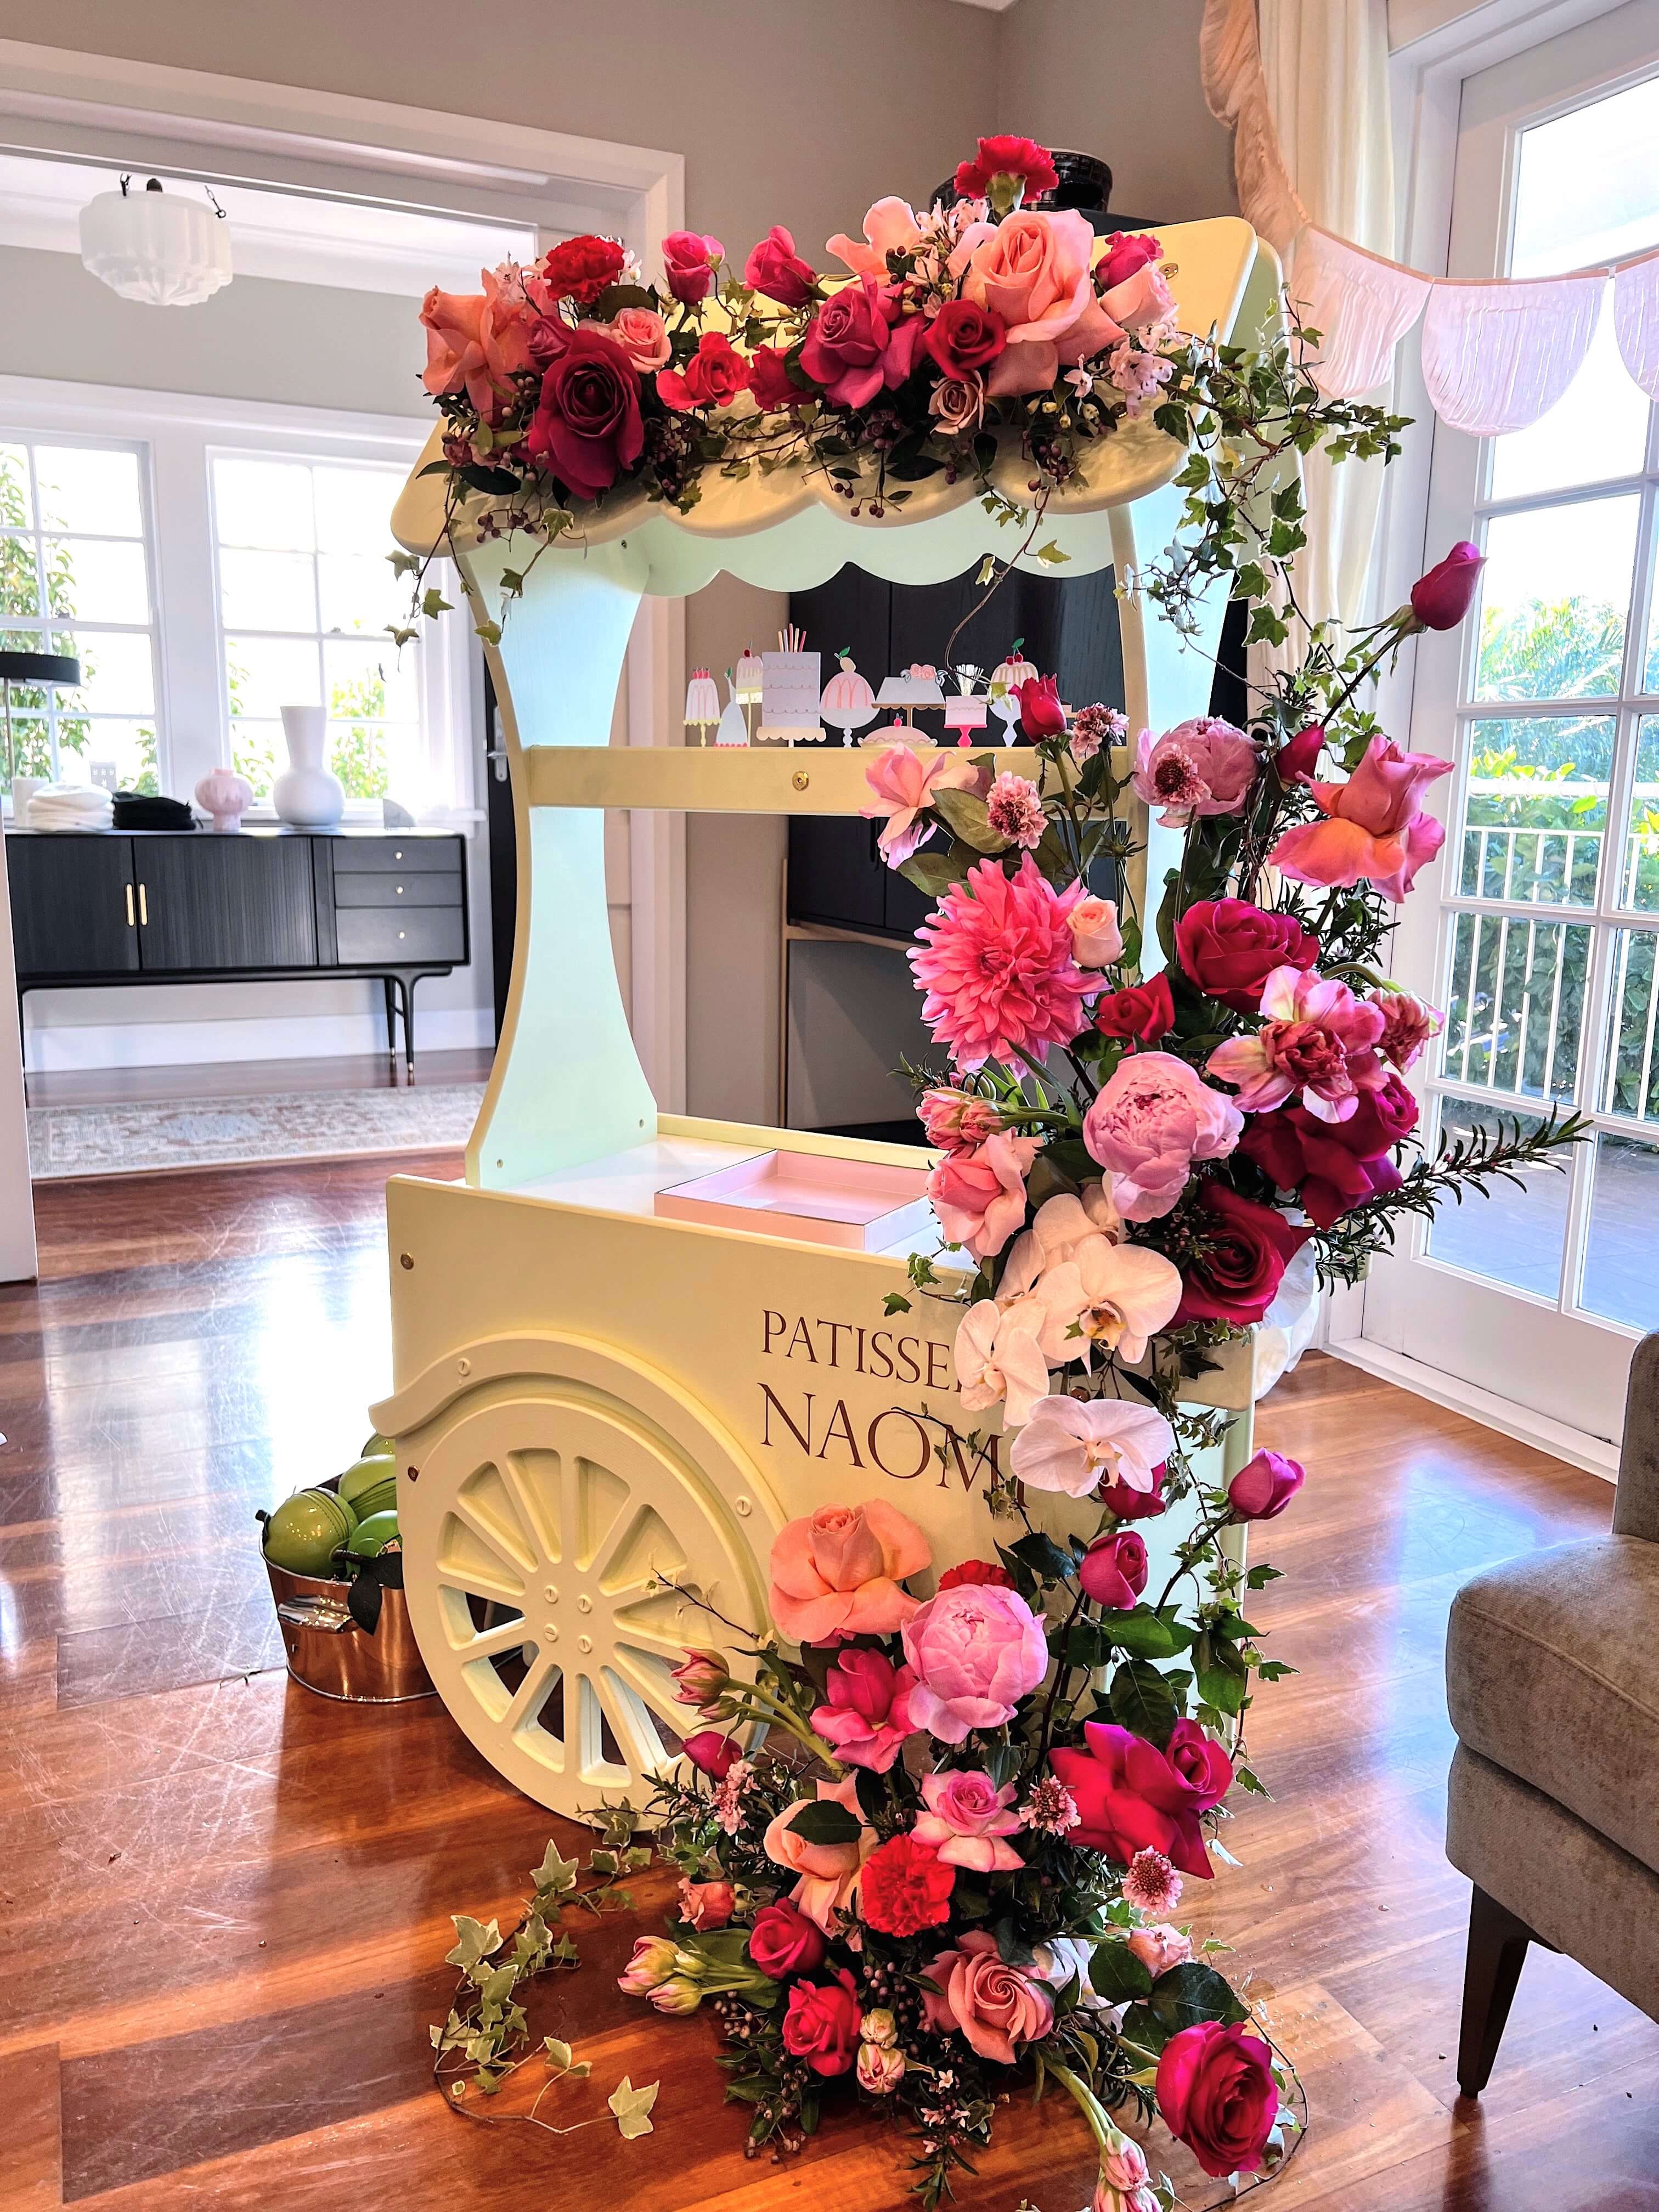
left=420, top=269, right=533, bottom=419
left=763, top=1772, right=876, bottom=1933
left=964, top=209, right=1117, bottom=395
left=603, top=304, right=672, bottom=371
left=1069, top=894, right=1125, bottom=968
left=769, top=1499, right=932, bottom=1645
left=920, top=1927, right=1055, bottom=2063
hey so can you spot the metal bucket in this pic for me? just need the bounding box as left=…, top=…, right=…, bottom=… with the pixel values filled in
left=264, top=1556, right=435, bottom=1703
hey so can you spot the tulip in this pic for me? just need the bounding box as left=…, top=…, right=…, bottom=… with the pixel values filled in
left=617, top=1934, right=680, bottom=1995
left=647, top=1975, right=702, bottom=2015
left=1409, top=541, right=1485, bottom=631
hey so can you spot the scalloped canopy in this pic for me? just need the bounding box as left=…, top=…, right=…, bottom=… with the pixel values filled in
left=393, top=216, right=1268, bottom=596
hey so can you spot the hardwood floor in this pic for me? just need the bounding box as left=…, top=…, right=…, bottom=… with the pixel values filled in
left=1, top=1155, right=1654, bottom=2210
left=22, top=1047, right=496, bottom=1109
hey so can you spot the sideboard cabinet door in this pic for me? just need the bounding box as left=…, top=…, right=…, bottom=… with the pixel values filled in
left=136, top=837, right=318, bottom=972
left=7, top=835, right=139, bottom=976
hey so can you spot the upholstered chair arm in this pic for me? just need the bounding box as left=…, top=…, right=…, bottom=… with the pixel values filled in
left=1613, top=1333, right=1659, bottom=1542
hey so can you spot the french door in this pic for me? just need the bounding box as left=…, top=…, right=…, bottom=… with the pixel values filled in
left=1361, top=7, right=1659, bottom=1448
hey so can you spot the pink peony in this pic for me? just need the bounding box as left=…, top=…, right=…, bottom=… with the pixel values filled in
left=763, top=1772, right=874, bottom=1934
left=963, top=208, right=1117, bottom=394
left=1010, top=1393, right=1176, bottom=1499
left=912, top=1768, right=1026, bottom=1872
left=1269, top=732, right=1453, bottom=904
left=911, top=855, right=1099, bottom=1071
left=928, top=1130, right=1043, bottom=1260
left=1127, top=1921, right=1192, bottom=1976
left=920, top=1928, right=1055, bottom=2063
left=1069, top=894, right=1125, bottom=968
left=769, top=1500, right=930, bottom=1645
left=1082, top=1051, right=1243, bottom=1220
left=860, top=740, right=981, bottom=867
left=917, top=1086, right=1007, bottom=1155
left=1370, top=986, right=1442, bottom=1071
left=1206, top=966, right=1386, bottom=1122
left=901, top=1581, right=1050, bottom=1743
left=998, top=1187, right=1182, bottom=1365
left=661, top=228, right=723, bottom=303
left=809, top=1647, right=918, bottom=1773
left=1132, top=718, right=1257, bottom=826
left=986, top=770, right=1046, bottom=849
left=952, top=1295, right=1052, bottom=1429
left=826, top=195, right=924, bottom=278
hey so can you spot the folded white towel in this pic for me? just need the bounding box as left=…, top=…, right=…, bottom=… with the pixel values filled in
left=26, top=783, right=115, bottom=831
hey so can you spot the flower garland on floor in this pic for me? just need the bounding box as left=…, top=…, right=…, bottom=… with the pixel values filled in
left=420, top=138, right=1582, bottom=2207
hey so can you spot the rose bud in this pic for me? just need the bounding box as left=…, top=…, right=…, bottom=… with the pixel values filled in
left=1276, top=724, right=1325, bottom=785
left=681, top=1729, right=741, bottom=1779
left=1409, top=541, right=1485, bottom=631
left=856, top=2041, right=906, bottom=2094
left=1079, top=1528, right=1149, bottom=1610
left=1015, top=673, right=1067, bottom=741
left=670, top=1647, right=730, bottom=1709
left=1226, top=1448, right=1305, bottom=1521
left=1100, top=1459, right=1168, bottom=1520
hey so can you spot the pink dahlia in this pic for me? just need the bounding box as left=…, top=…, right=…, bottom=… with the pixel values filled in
left=986, top=771, right=1046, bottom=850
left=910, top=855, right=1098, bottom=1072
left=1131, top=718, right=1257, bottom=827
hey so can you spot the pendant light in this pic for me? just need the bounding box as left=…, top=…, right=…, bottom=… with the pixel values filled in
left=79, top=176, right=233, bottom=307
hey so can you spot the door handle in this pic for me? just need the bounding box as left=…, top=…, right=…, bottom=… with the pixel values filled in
left=486, top=744, right=509, bottom=785
left=138, top=882, right=149, bottom=926
left=125, top=883, right=135, bottom=928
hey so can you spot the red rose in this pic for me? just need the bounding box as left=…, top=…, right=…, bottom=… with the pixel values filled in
left=781, top=1967, right=862, bottom=2076
left=1227, top=1448, right=1305, bottom=1521
left=939, top=1559, right=1015, bottom=1591
left=1156, top=2021, right=1278, bottom=2180
left=537, top=233, right=626, bottom=307
left=1163, top=1717, right=1233, bottom=1808
left=1048, top=1719, right=1221, bottom=1880
left=526, top=325, right=643, bottom=503
left=1100, top=1459, right=1168, bottom=1520
left=1079, top=1528, right=1148, bottom=1610
left=1239, top=1074, right=1418, bottom=1227
left=1410, top=540, right=1485, bottom=631
left=747, top=1899, right=827, bottom=1979
left=1095, top=973, right=1175, bottom=1047
left=747, top=343, right=803, bottom=412
left=744, top=224, right=817, bottom=308
left=657, top=330, right=752, bottom=412
left=1174, top=899, right=1320, bottom=1014
left=661, top=228, right=722, bottom=305
left=681, top=1729, right=740, bottom=1779
left=1016, top=673, right=1066, bottom=741
left=1275, top=724, right=1325, bottom=786
left=859, top=1833, right=956, bottom=1938
left=1174, top=1182, right=1312, bottom=1327
left=1097, top=232, right=1164, bottom=290
left=925, top=298, right=1007, bottom=376
left=954, top=134, right=1060, bottom=205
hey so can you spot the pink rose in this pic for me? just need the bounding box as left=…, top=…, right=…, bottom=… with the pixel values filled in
left=1206, top=966, right=1386, bottom=1122
left=678, top=1876, right=735, bottom=1930
left=1269, top=732, right=1453, bottom=904
left=1079, top=1528, right=1149, bottom=1610
left=928, top=1130, right=1043, bottom=1261
left=912, top=1768, right=1025, bottom=1871
left=744, top=224, right=817, bottom=307
left=1227, top=1447, right=1305, bottom=1520
left=781, top=1966, right=862, bottom=2076
left=763, top=1773, right=874, bottom=1934
left=1409, top=540, right=1485, bottom=631
left=661, top=228, right=722, bottom=304
left=799, top=274, right=901, bottom=408
left=921, top=1928, right=1054, bottom=2063
left=827, top=195, right=924, bottom=278
left=768, top=1499, right=931, bottom=1645
left=600, top=304, right=671, bottom=373
left=656, top=330, right=752, bottom=411
left=1010, top=1394, right=1175, bottom=1499
left=1100, top=260, right=1175, bottom=331
left=901, top=1582, right=1049, bottom=1743
left=1155, top=2021, right=1278, bottom=2179
left=809, top=1647, right=918, bottom=1773
left=526, top=325, right=643, bottom=503
left=1069, top=894, right=1124, bottom=968
left=860, top=738, right=981, bottom=867
left=1097, top=233, right=1164, bottom=291
left=963, top=208, right=1115, bottom=394
left=1082, top=1050, right=1243, bottom=1221
left=1370, top=986, right=1442, bottom=1071
left=1132, top=718, right=1257, bottom=826
left=1127, top=1922, right=1192, bottom=1977
left=747, top=344, right=802, bottom=413
left=918, top=1087, right=1007, bottom=1155
left=1049, top=1720, right=1231, bottom=1880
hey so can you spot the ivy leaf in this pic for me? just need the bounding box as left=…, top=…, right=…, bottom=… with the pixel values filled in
left=789, top=1798, right=863, bottom=1847
left=1146, top=1961, right=1250, bottom=2033
left=1034, top=539, right=1071, bottom=566
left=533, top=1841, right=580, bottom=1898
left=544, top=2036, right=574, bottom=2070
left=1104, top=1605, right=1181, bottom=1660
left=445, top=1915, right=502, bottom=1971
left=608, top=2075, right=660, bottom=2140
left=883, top=1292, right=912, bottom=1315
left=477, top=1962, right=517, bottom=2008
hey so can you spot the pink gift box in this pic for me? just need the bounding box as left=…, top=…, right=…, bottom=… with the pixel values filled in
left=653, top=1148, right=934, bottom=1251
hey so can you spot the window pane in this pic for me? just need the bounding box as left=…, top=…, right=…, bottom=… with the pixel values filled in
left=224, top=635, right=321, bottom=718
left=213, top=458, right=315, bottom=551
left=33, top=446, right=143, bottom=536
left=1602, top=927, right=1659, bottom=1122
left=325, top=637, right=416, bottom=724
left=43, top=538, right=151, bottom=625
left=1, top=533, right=40, bottom=617
left=1426, top=1099, right=1568, bottom=1297
left=1488, top=315, right=1650, bottom=502
left=1579, top=1133, right=1659, bottom=1330
left=330, top=720, right=392, bottom=799
left=219, top=548, right=317, bottom=633
left=1, top=716, right=52, bottom=786
left=0, top=444, right=34, bottom=529
left=61, top=632, right=155, bottom=716
left=1621, top=719, right=1659, bottom=911
left=1473, top=495, right=1638, bottom=701
left=317, top=551, right=402, bottom=635
left=1512, top=73, right=1659, bottom=274
left=311, top=464, right=399, bottom=551
left=1459, top=714, right=1611, bottom=906
left=1443, top=909, right=1589, bottom=1100
left=1644, top=514, right=1659, bottom=693
left=230, top=720, right=283, bottom=798
left=78, top=718, right=160, bottom=794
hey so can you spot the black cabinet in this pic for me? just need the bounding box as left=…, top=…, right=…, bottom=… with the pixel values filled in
left=136, top=836, right=317, bottom=971
left=5, top=834, right=140, bottom=977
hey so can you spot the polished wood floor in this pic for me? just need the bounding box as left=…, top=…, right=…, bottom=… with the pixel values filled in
left=1, top=1155, right=1655, bottom=2210
left=22, top=1046, right=496, bottom=1109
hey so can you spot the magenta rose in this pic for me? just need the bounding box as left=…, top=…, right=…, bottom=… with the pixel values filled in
left=744, top=223, right=817, bottom=307
left=656, top=330, right=752, bottom=412
left=1097, top=232, right=1164, bottom=290
left=925, top=297, right=1007, bottom=375
left=526, top=325, right=643, bottom=503
left=661, top=227, right=722, bottom=304
left=681, top=1728, right=740, bottom=1779
left=1079, top=1528, right=1149, bottom=1610
left=1156, top=2021, right=1278, bottom=2179
left=920, top=1927, right=1055, bottom=2063
left=1165, top=1716, right=1234, bottom=1808
left=901, top=1582, right=1049, bottom=1744
left=1276, top=724, right=1326, bottom=786
left=747, top=343, right=802, bottom=412
left=809, top=1647, right=918, bottom=1773
left=747, top=1899, right=826, bottom=1979
left=1175, top=899, right=1320, bottom=1013
left=1175, top=1182, right=1311, bottom=1327
left=1100, top=1458, right=1168, bottom=1520
left=1048, top=1719, right=1231, bottom=1880
left=1409, top=540, right=1485, bottom=631
left=799, top=274, right=900, bottom=408
left=1239, top=1074, right=1418, bottom=1226
left=1082, top=1051, right=1243, bottom=1222
left=1094, top=974, right=1176, bottom=1048
left=1016, top=673, right=1067, bottom=740
left=1227, top=1448, right=1305, bottom=1521
left=781, top=1967, right=862, bottom=2076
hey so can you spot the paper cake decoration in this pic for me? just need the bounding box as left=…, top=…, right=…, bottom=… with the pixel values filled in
left=943, top=667, right=989, bottom=749
left=989, top=640, right=1040, bottom=743
left=714, top=673, right=749, bottom=748
left=684, top=667, right=722, bottom=745
left=820, top=650, right=877, bottom=747
left=758, top=625, right=825, bottom=746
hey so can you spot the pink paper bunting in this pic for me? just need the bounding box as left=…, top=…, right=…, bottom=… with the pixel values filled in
left=1293, top=227, right=1431, bottom=400
left=1420, top=273, right=1604, bottom=437
left=1613, top=246, right=1659, bottom=400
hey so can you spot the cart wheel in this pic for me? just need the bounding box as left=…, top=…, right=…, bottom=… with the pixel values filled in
left=397, top=1368, right=777, bottom=1820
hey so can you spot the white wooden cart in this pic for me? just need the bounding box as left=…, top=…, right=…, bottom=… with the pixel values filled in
left=372, top=218, right=1293, bottom=1820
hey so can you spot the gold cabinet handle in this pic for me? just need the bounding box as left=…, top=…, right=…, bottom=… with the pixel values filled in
left=125, top=883, right=135, bottom=928
left=138, top=882, right=149, bottom=926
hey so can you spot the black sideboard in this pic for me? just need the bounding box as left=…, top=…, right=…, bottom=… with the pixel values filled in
left=5, top=826, right=469, bottom=1073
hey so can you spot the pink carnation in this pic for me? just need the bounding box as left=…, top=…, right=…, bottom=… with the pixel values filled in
left=1082, top=1050, right=1243, bottom=1221
left=1206, top=966, right=1387, bottom=1123
left=1132, top=718, right=1256, bottom=826
left=986, top=771, right=1046, bottom=850
left=1269, top=733, right=1453, bottom=904
left=910, top=855, right=1099, bottom=1071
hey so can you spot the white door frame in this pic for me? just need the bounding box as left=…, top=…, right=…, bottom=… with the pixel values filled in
left=0, top=38, right=689, bottom=1108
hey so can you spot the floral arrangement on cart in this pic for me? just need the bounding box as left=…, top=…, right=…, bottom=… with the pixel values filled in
left=416, top=137, right=1582, bottom=2209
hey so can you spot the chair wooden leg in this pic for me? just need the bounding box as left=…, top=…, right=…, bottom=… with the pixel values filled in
left=1458, top=1884, right=1536, bottom=2096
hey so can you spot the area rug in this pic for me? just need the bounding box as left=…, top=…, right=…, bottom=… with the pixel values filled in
left=27, top=1083, right=487, bottom=1179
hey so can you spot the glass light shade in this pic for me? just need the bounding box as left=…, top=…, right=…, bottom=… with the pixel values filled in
left=80, top=187, right=233, bottom=307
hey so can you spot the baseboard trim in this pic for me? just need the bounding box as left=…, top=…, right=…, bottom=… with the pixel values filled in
left=1324, top=1336, right=1621, bottom=1481
left=19, top=1005, right=494, bottom=1072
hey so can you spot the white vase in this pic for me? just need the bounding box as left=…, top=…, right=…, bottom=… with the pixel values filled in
left=273, top=704, right=345, bottom=828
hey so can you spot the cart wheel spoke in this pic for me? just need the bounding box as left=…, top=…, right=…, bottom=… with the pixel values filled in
left=437, top=1556, right=526, bottom=1608
left=608, top=1642, right=689, bottom=1734
left=504, top=1645, right=561, bottom=1735
left=448, top=1484, right=535, bottom=1579
left=610, top=1585, right=709, bottom=1660
left=456, top=1614, right=534, bottom=1661
left=594, top=1665, right=672, bottom=1779
left=500, top=1449, right=562, bottom=1568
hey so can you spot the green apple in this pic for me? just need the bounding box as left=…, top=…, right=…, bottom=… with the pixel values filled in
left=264, top=1487, right=355, bottom=1576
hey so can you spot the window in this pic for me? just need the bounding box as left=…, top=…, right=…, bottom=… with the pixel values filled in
left=0, top=435, right=161, bottom=794
left=210, top=452, right=423, bottom=803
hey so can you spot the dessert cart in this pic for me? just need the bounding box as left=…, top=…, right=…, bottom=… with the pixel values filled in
left=371, top=218, right=1294, bottom=1820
